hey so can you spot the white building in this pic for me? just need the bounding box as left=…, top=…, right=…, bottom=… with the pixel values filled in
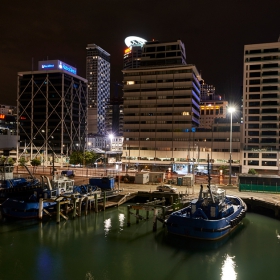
left=86, top=44, right=110, bottom=135
left=242, top=40, right=280, bottom=173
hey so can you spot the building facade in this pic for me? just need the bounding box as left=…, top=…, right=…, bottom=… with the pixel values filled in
left=242, top=40, right=280, bottom=173
left=122, top=40, right=201, bottom=165
left=0, top=104, right=16, bottom=115
left=17, top=60, right=87, bottom=165
left=199, top=81, right=228, bottom=129
left=86, top=44, right=110, bottom=135
left=123, top=65, right=200, bottom=162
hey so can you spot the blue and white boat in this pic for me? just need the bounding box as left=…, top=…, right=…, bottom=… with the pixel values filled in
left=0, top=174, right=74, bottom=219
left=1, top=174, right=100, bottom=219
left=0, top=164, right=41, bottom=201
left=165, top=183, right=247, bottom=240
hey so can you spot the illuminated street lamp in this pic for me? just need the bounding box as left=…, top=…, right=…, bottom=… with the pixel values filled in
left=228, top=107, right=236, bottom=185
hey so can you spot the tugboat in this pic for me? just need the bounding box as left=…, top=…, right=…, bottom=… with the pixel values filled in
left=165, top=158, right=247, bottom=240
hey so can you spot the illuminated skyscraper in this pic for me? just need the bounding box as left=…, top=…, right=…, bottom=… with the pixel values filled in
left=122, top=39, right=201, bottom=161
left=17, top=60, right=87, bottom=162
left=86, top=44, right=110, bottom=135
left=242, top=40, right=280, bottom=172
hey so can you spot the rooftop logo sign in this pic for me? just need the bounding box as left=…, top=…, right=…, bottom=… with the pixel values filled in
left=38, top=60, right=77, bottom=75
left=124, top=36, right=147, bottom=47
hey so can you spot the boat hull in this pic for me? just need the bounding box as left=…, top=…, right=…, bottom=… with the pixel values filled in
left=165, top=195, right=246, bottom=240
left=1, top=198, right=56, bottom=219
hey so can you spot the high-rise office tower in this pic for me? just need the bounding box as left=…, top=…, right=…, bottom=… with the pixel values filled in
left=141, top=39, right=187, bottom=67
left=122, top=39, right=201, bottom=161
left=243, top=40, right=280, bottom=172
left=86, top=44, right=110, bottom=135
left=17, top=60, right=87, bottom=163
left=123, top=36, right=147, bottom=69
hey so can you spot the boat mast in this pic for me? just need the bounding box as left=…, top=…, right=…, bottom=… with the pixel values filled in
left=206, top=154, right=215, bottom=203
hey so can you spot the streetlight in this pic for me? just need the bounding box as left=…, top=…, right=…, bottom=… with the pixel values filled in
left=228, top=106, right=236, bottom=185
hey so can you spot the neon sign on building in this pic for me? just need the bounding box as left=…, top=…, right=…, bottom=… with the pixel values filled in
left=38, top=60, right=77, bottom=75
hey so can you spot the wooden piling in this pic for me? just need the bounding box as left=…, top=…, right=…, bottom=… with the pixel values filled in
left=78, top=198, right=82, bottom=216
left=85, top=197, right=89, bottom=216
left=162, top=206, right=166, bottom=227
left=94, top=193, right=98, bottom=212
left=56, top=201, right=61, bottom=224
left=72, top=197, right=77, bottom=219
left=38, top=198, right=43, bottom=220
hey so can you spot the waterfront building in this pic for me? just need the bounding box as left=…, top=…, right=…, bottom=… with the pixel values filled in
left=87, top=134, right=123, bottom=163
left=17, top=60, right=87, bottom=165
left=122, top=39, right=201, bottom=171
left=242, top=40, right=280, bottom=173
left=86, top=44, right=110, bottom=135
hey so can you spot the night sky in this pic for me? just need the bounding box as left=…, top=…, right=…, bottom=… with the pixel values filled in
left=1, top=0, right=279, bottom=106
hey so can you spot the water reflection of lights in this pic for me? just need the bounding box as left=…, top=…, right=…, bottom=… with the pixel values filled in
left=104, top=218, right=112, bottom=236
left=276, top=230, right=280, bottom=239
left=221, top=254, right=237, bottom=280
left=119, top=213, right=125, bottom=229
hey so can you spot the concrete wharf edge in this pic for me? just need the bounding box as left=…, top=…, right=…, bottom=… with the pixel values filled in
left=120, top=182, right=280, bottom=219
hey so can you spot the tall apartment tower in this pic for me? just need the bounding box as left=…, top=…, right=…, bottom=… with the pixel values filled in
left=86, top=44, right=110, bottom=135
left=243, top=40, right=280, bottom=172
left=17, top=60, right=87, bottom=163
left=122, top=40, right=201, bottom=161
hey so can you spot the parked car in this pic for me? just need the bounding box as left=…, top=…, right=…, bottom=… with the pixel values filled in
left=156, top=184, right=177, bottom=193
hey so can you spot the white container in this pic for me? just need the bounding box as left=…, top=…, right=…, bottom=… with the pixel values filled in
left=135, top=172, right=149, bottom=184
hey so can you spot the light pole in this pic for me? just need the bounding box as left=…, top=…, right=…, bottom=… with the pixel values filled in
left=228, top=107, right=235, bottom=185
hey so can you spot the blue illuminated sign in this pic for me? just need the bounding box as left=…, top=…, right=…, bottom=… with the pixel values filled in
left=38, top=60, right=77, bottom=75
left=58, top=61, right=77, bottom=75
left=42, top=64, right=55, bottom=69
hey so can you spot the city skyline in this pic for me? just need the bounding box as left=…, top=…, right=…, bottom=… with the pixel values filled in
left=1, top=0, right=279, bottom=105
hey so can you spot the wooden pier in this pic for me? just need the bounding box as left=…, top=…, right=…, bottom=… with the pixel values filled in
left=38, top=190, right=137, bottom=223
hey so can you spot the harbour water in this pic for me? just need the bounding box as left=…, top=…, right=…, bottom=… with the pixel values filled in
left=0, top=206, right=280, bottom=280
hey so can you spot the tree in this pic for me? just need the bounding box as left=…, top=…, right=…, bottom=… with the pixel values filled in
left=18, top=157, right=28, bottom=166
left=84, top=151, right=99, bottom=165
left=69, top=151, right=83, bottom=165
left=0, top=156, right=15, bottom=165
left=69, top=151, right=99, bottom=166
left=219, top=165, right=228, bottom=175
left=30, top=158, right=41, bottom=166
left=248, top=168, right=257, bottom=175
